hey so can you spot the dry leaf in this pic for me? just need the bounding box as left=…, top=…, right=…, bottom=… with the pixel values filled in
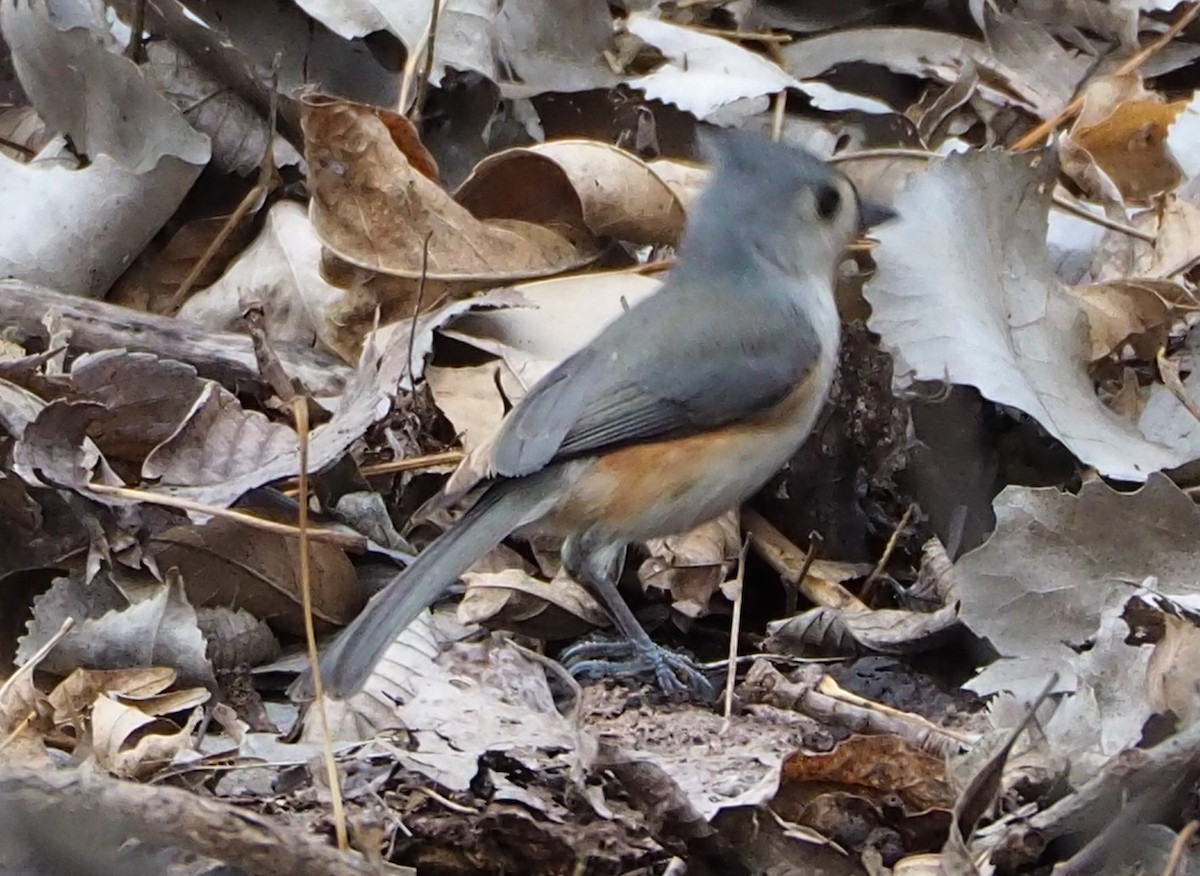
left=781, top=24, right=1086, bottom=118
left=19, top=570, right=216, bottom=688
left=1069, top=277, right=1197, bottom=360
left=303, top=96, right=597, bottom=284
left=458, top=566, right=607, bottom=638
left=625, top=13, right=890, bottom=119
left=0, top=0, right=209, bottom=298
left=91, top=694, right=202, bottom=779
left=457, top=139, right=690, bottom=245
left=640, top=512, right=739, bottom=620
left=1144, top=601, right=1200, bottom=726
left=296, top=0, right=498, bottom=84
left=151, top=516, right=362, bottom=635
left=1060, top=74, right=1185, bottom=201
left=176, top=202, right=348, bottom=356
left=426, top=361, right=510, bottom=451
left=865, top=149, right=1181, bottom=480
left=780, top=734, right=955, bottom=815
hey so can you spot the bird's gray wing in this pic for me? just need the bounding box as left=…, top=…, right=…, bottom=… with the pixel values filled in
left=486, top=344, right=608, bottom=477
left=488, top=300, right=821, bottom=476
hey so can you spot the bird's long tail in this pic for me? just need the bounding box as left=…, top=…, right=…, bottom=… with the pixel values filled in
left=297, top=478, right=550, bottom=699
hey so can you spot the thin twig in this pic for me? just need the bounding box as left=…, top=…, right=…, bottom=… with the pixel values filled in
left=720, top=538, right=751, bottom=733
left=743, top=508, right=867, bottom=611
left=1049, top=193, right=1156, bottom=242
left=362, top=450, right=463, bottom=477
left=399, top=0, right=443, bottom=118
left=84, top=483, right=367, bottom=551
left=168, top=53, right=282, bottom=313
left=259, top=53, right=283, bottom=191
left=411, top=0, right=443, bottom=125
left=0, top=136, right=36, bottom=159
left=634, top=258, right=675, bottom=276
left=770, top=90, right=786, bottom=143
left=278, top=450, right=466, bottom=497
left=0, top=619, right=73, bottom=705
left=293, top=399, right=348, bottom=851
left=406, top=232, right=434, bottom=383
left=168, top=185, right=260, bottom=312
left=701, top=652, right=844, bottom=671
left=1012, top=2, right=1200, bottom=151
left=688, top=25, right=793, bottom=43
left=829, top=147, right=941, bottom=165
left=790, top=531, right=822, bottom=616
left=1162, top=820, right=1200, bottom=876
left=862, top=503, right=916, bottom=600
left=415, top=786, right=479, bottom=815
left=817, top=674, right=978, bottom=745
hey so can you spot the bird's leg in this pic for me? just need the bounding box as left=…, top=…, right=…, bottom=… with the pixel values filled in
left=559, top=536, right=716, bottom=703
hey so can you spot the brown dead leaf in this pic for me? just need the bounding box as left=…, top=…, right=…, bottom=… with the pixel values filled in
left=151, top=516, right=361, bottom=636
left=0, top=669, right=55, bottom=766
left=778, top=734, right=955, bottom=816
left=1108, top=368, right=1146, bottom=421
left=90, top=693, right=202, bottom=779
left=456, top=139, right=690, bottom=245
left=114, top=684, right=210, bottom=718
left=646, top=157, right=708, bottom=211
left=1061, top=74, right=1186, bottom=201
left=303, top=95, right=597, bottom=288
left=458, top=567, right=607, bottom=640
left=45, top=666, right=208, bottom=755
left=439, top=270, right=662, bottom=396
left=197, top=606, right=281, bottom=672
left=1085, top=197, right=1200, bottom=284
left=140, top=381, right=299, bottom=491
left=781, top=24, right=1085, bottom=119
left=1070, top=277, right=1197, bottom=360
left=1143, top=599, right=1200, bottom=727
left=640, top=512, right=739, bottom=620
left=767, top=602, right=961, bottom=657
left=1148, top=196, right=1200, bottom=277
left=426, top=361, right=510, bottom=452
left=47, top=666, right=178, bottom=725
left=7, top=351, right=305, bottom=506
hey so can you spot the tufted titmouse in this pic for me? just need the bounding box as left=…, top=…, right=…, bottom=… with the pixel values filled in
left=300, top=130, right=896, bottom=701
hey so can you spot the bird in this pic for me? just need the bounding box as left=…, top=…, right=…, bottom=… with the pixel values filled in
left=299, top=129, right=896, bottom=702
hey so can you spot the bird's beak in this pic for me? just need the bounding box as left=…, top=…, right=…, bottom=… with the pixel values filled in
left=858, top=199, right=898, bottom=230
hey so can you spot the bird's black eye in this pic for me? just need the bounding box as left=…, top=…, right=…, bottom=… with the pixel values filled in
left=815, top=184, right=841, bottom=219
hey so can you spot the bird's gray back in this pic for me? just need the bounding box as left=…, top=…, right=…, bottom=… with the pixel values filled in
left=486, top=132, right=840, bottom=478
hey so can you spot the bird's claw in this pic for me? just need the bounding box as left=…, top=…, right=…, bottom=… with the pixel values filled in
left=561, top=638, right=717, bottom=703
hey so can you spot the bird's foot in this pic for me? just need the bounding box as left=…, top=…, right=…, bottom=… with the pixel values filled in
left=561, top=637, right=717, bottom=703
